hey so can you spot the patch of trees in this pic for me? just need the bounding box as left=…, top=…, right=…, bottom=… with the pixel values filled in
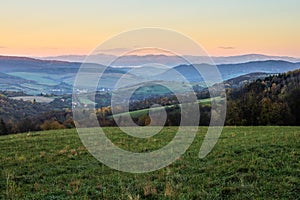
left=0, top=91, right=28, bottom=97
left=0, top=94, right=51, bottom=122
left=226, top=69, right=300, bottom=125
left=0, top=110, right=74, bottom=135
left=0, top=92, right=74, bottom=135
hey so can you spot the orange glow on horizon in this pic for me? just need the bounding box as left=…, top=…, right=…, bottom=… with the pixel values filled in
left=1, top=0, right=300, bottom=58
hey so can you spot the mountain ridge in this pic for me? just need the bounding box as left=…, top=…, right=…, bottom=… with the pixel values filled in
left=39, top=53, right=300, bottom=65
left=0, top=55, right=300, bottom=94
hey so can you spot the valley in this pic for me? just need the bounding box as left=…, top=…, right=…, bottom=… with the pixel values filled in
left=1, top=55, right=300, bottom=96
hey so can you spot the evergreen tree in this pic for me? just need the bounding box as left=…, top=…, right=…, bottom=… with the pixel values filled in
left=0, top=118, right=8, bottom=135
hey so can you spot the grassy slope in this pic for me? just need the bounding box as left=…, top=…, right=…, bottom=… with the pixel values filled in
left=111, top=97, right=215, bottom=119
left=0, top=127, right=299, bottom=199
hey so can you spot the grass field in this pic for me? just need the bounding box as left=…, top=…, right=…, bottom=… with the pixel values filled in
left=0, top=127, right=299, bottom=199
left=10, top=96, right=54, bottom=103
left=7, top=72, right=59, bottom=86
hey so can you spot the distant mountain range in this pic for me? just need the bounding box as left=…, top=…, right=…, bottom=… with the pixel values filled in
left=1, top=55, right=300, bottom=95
left=41, top=53, right=300, bottom=66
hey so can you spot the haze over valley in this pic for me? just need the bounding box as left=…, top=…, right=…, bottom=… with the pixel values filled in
left=1, top=54, right=300, bottom=95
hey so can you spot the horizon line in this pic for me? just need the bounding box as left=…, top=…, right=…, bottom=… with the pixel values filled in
left=0, top=52, right=300, bottom=59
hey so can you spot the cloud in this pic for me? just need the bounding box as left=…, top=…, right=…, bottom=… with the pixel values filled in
left=0, top=46, right=6, bottom=49
left=219, top=46, right=235, bottom=50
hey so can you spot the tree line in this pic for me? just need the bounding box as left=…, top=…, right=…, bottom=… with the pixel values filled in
left=1, top=69, right=300, bottom=135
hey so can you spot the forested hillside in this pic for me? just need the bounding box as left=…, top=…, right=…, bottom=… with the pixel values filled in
left=227, top=69, right=300, bottom=125
left=0, top=94, right=73, bottom=135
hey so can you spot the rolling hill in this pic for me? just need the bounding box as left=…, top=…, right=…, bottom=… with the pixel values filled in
left=41, top=53, right=300, bottom=65
left=0, top=55, right=300, bottom=95
left=0, top=126, right=299, bottom=199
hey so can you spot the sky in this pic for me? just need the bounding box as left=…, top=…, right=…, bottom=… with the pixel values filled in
left=0, top=0, right=300, bottom=57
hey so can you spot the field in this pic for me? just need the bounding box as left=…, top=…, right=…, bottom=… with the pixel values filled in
left=10, top=96, right=54, bottom=103
left=111, top=97, right=216, bottom=119
left=0, top=127, right=299, bottom=199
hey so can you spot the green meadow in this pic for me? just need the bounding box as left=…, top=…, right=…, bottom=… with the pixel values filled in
left=0, top=126, right=299, bottom=199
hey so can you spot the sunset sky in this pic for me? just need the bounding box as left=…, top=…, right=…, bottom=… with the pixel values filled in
left=0, top=0, right=300, bottom=57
